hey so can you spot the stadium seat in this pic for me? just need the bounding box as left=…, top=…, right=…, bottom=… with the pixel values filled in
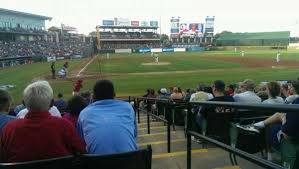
left=0, top=146, right=152, bottom=169
left=0, top=155, right=77, bottom=169
left=81, top=145, right=152, bottom=169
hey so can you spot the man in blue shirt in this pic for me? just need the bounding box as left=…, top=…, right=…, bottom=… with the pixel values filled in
left=0, top=89, right=15, bottom=131
left=77, top=80, right=138, bottom=155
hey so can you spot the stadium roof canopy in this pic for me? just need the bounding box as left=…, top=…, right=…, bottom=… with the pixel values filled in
left=99, top=25, right=159, bottom=29
left=217, top=31, right=290, bottom=40
left=0, top=8, right=52, bottom=20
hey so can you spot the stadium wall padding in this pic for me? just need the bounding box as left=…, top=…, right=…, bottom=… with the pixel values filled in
left=151, top=48, right=163, bottom=53
left=98, top=47, right=206, bottom=54
left=115, top=49, right=132, bottom=53
left=174, top=48, right=186, bottom=52
left=187, top=47, right=205, bottom=52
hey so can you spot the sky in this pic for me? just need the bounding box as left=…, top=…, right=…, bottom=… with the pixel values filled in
left=1, top=0, right=299, bottom=36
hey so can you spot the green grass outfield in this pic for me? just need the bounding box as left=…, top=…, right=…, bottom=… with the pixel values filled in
left=1, top=50, right=299, bottom=105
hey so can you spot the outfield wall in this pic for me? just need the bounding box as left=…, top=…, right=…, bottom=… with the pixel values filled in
left=98, top=47, right=204, bottom=54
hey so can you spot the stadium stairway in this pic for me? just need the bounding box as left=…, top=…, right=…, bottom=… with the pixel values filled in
left=136, top=113, right=265, bottom=169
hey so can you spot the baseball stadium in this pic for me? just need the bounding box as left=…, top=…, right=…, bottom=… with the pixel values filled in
left=0, top=2, right=299, bottom=169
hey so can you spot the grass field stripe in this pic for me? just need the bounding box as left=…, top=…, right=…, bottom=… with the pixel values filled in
left=138, top=132, right=175, bottom=138
left=76, top=56, right=96, bottom=77
left=138, top=126, right=166, bottom=131
left=152, top=149, right=208, bottom=159
left=138, top=139, right=185, bottom=147
left=214, top=166, right=241, bottom=169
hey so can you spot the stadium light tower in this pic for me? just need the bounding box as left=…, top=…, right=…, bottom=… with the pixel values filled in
left=96, top=26, right=101, bottom=49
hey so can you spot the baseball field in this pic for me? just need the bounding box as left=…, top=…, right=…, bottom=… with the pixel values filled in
left=1, top=49, right=299, bottom=104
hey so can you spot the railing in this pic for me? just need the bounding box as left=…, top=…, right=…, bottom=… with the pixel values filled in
left=129, top=96, right=298, bottom=169
left=130, top=96, right=174, bottom=153
left=186, top=101, right=299, bottom=169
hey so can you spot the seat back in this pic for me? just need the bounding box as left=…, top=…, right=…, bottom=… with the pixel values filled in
left=0, top=156, right=76, bottom=169
left=82, top=145, right=152, bottom=169
left=205, top=107, right=235, bottom=144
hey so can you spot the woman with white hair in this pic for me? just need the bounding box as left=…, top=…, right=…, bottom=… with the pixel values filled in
left=0, top=81, right=85, bottom=162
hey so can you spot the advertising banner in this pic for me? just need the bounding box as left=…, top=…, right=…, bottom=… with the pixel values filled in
left=171, top=29, right=179, bottom=34
left=140, top=21, right=149, bottom=27
left=150, top=21, right=158, bottom=27
left=115, top=49, right=132, bottom=53
left=205, top=17, right=215, bottom=32
left=174, top=48, right=186, bottom=52
left=170, top=18, right=180, bottom=36
left=179, top=23, right=204, bottom=37
left=162, top=48, right=174, bottom=52
left=139, top=48, right=151, bottom=53
left=102, top=20, right=114, bottom=26
left=115, top=18, right=130, bottom=26
left=131, top=21, right=139, bottom=27
left=151, top=48, right=163, bottom=53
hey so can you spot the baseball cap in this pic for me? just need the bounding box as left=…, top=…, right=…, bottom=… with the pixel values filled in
left=213, top=80, right=225, bottom=90
left=160, top=88, right=167, bottom=94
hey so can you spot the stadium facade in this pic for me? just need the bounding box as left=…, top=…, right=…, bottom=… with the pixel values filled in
left=0, top=8, right=51, bottom=41
left=95, top=18, right=160, bottom=52
left=216, top=31, right=291, bottom=47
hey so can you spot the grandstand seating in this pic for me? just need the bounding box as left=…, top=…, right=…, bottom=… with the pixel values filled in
left=100, top=32, right=159, bottom=40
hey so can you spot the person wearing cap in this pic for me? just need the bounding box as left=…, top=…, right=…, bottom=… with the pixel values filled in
left=210, top=80, right=235, bottom=102
left=158, top=88, right=169, bottom=100
left=233, top=79, right=261, bottom=103
left=199, top=80, right=235, bottom=117
left=189, top=83, right=213, bottom=102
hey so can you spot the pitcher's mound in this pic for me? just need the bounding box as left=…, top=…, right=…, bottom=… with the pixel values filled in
left=141, top=62, right=170, bottom=66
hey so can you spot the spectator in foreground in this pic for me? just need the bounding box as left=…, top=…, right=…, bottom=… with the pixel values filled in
left=233, top=79, right=261, bottom=103
left=0, top=81, right=85, bottom=162
left=189, top=83, right=213, bottom=102
left=280, top=83, right=289, bottom=100
left=63, top=95, right=87, bottom=127
left=285, top=81, right=299, bottom=104
left=53, top=93, right=68, bottom=113
left=198, top=80, right=235, bottom=120
left=210, top=80, right=235, bottom=102
left=263, top=81, right=284, bottom=104
left=226, top=84, right=235, bottom=96
left=77, top=80, right=138, bottom=155
left=17, top=105, right=61, bottom=119
left=0, top=90, right=15, bottom=131
left=170, top=87, right=184, bottom=100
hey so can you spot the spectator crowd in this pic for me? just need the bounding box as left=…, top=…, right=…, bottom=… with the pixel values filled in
left=0, top=40, right=92, bottom=59
left=0, top=78, right=298, bottom=165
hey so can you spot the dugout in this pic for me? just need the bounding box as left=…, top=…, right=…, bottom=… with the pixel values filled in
left=216, top=31, right=290, bottom=47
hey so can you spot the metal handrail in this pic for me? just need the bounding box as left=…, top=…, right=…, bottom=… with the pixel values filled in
left=186, top=101, right=299, bottom=169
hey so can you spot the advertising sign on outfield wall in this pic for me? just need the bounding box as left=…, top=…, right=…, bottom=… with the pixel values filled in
left=174, top=48, right=186, bottom=52
left=162, top=48, right=174, bottom=52
left=139, top=48, right=151, bottom=53
left=151, top=48, right=163, bottom=53
left=115, top=49, right=132, bottom=53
